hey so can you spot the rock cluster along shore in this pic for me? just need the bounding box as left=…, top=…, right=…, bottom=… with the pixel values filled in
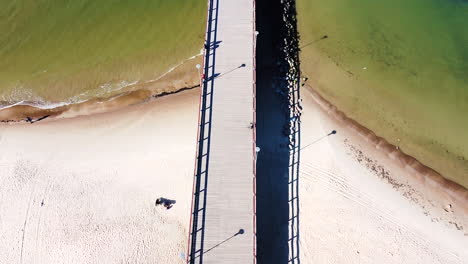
left=278, top=0, right=302, bottom=142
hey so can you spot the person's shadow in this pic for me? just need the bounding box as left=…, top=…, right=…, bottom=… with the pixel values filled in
left=155, top=197, right=176, bottom=209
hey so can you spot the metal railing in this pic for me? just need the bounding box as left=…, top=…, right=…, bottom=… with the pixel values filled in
left=252, top=0, right=258, bottom=263
left=186, top=0, right=257, bottom=262
left=186, top=0, right=218, bottom=262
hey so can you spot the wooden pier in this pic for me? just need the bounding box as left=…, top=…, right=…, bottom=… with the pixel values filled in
left=187, top=0, right=256, bottom=263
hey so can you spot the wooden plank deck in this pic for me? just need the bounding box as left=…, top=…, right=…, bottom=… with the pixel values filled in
left=187, top=0, right=256, bottom=263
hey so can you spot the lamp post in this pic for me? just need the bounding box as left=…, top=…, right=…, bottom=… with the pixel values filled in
left=196, top=64, right=202, bottom=88
left=254, top=31, right=259, bottom=50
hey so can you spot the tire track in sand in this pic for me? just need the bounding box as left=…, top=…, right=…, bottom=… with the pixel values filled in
left=33, top=175, right=52, bottom=264
left=300, top=161, right=462, bottom=262
left=20, top=183, right=38, bottom=264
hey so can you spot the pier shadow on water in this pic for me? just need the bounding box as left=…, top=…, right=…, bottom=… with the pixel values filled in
left=256, top=0, right=301, bottom=263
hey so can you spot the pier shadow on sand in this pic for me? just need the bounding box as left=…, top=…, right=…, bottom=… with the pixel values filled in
left=256, top=0, right=301, bottom=263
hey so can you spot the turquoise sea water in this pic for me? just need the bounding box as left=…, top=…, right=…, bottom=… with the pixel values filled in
left=0, top=0, right=205, bottom=104
left=297, top=0, right=468, bottom=186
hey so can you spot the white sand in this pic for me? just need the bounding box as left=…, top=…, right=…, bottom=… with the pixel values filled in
left=299, top=89, right=468, bottom=264
left=1, top=87, right=467, bottom=264
left=0, top=89, right=200, bottom=263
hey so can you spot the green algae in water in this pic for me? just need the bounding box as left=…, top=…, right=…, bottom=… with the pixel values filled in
left=297, top=0, right=468, bottom=186
left=0, top=0, right=205, bottom=103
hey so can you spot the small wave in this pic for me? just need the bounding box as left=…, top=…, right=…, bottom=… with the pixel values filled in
left=0, top=100, right=69, bottom=111
left=0, top=85, right=62, bottom=110
left=0, top=101, right=26, bottom=111
left=69, top=79, right=140, bottom=104
left=0, top=85, right=42, bottom=103
left=145, top=51, right=203, bottom=83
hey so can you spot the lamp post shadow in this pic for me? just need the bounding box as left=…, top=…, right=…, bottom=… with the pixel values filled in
left=202, top=229, right=245, bottom=256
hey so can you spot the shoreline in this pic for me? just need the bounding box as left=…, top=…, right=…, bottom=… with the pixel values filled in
left=2, top=66, right=466, bottom=209
left=2, top=63, right=466, bottom=208
left=0, top=54, right=202, bottom=123
left=304, top=85, right=468, bottom=214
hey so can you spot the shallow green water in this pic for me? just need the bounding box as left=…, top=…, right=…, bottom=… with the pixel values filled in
left=0, top=0, right=205, bottom=103
left=297, top=0, right=468, bottom=186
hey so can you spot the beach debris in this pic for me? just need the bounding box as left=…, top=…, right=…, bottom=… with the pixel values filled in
left=444, top=204, right=452, bottom=213
left=448, top=221, right=463, bottom=231
left=155, top=197, right=176, bottom=210
left=363, top=66, right=367, bottom=70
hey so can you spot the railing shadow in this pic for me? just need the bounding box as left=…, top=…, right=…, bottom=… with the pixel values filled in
left=283, top=1, right=301, bottom=263
left=187, top=0, right=220, bottom=263
left=256, top=0, right=301, bottom=263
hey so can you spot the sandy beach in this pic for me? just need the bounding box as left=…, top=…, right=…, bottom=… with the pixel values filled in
left=1, top=85, right=467, bottom=263
left=299, top=88, right=468, bottom=263
left=0, top=89, right=200, bottom=263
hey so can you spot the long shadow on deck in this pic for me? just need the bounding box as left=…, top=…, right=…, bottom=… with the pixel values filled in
left=256, top=0, right=301, bottom=263
left=187, top=0, right=220, bottom=263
